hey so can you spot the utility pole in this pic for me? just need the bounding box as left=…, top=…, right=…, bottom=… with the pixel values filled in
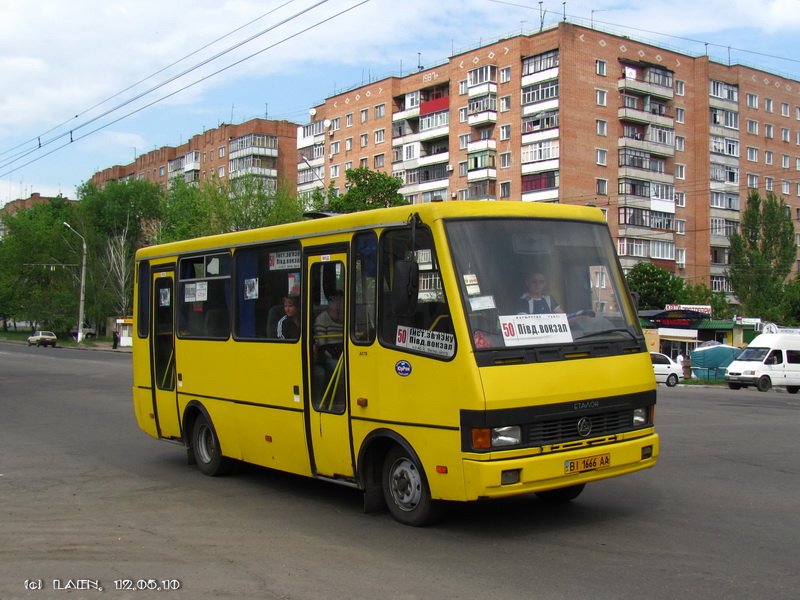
left=63, top=222, right=87, bottom=343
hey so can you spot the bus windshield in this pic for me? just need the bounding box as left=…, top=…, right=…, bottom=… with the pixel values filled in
left=736, top=347, right=769, bottom=362
left=446, top=217, right=640, bottom=350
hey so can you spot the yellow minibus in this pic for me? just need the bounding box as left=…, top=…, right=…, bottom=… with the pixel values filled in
left=132, top=201, right=658, bottom=525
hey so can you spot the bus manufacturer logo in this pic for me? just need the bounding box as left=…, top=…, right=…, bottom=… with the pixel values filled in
left=577, top=417, right=593, bottom=437
left=395, top=360, right=412, bottom=377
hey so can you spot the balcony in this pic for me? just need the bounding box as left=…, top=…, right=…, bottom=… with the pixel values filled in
left=618, top=135, right=675, bottom=158
left=618, top=107, right=674, bottom=128
left=468, top=111, right=497, bottom=127
left=618, top=77, right=674, bottom=100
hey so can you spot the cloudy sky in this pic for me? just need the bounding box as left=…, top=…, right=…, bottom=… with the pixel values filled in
left=2, top=0, right=800, bottom=205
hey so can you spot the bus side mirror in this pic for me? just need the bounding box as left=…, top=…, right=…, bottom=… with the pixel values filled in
left=391, top=260, right=419, bottom=316
left=630, top=291, right=640, bottom=310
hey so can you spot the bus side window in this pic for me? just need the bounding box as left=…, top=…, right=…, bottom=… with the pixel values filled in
left=379, top=227, right=455, bottom=358
left=352, top=231, right=377, bottom=344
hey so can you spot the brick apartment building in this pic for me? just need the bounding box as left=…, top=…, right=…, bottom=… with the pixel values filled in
left=297, top=21, right=800, bottom=295
left=0, top=192, right=77, bottom=239
left=92, top=119, right=299, bottom=195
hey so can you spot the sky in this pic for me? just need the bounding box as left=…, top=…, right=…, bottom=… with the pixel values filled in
left=2, top=0, right=800, bottom=206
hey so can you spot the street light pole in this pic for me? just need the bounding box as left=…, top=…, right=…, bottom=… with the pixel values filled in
left=63, top=222, right=86, bottom=343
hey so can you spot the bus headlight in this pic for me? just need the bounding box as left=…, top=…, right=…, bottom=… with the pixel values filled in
left=491, top=426, right=522, bottom=447
left=632, top=408, right=647, bottom=427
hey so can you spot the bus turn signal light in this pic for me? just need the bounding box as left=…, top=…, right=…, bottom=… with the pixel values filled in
left=472, top=428, right=491, bottom=449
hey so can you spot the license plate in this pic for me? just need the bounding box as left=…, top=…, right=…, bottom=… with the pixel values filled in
left=564, top=453, right=610, bottom=474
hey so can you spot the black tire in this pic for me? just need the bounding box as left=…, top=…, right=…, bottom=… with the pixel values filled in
left=382, top=446, right=442, bottom=526
left=787, top=386, right=799, bottom=394
left=756, top=376, right=772, bottom=393
left=666, top=373, right=678, bottom=387
left=191, top=412, right=234, bottom=476
left=728, top=382, right=742, bottom=390
left=535, top=483, right=586, bottom=503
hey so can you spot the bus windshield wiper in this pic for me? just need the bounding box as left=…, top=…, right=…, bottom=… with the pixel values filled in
left=574, top=327, right=637, bottom=341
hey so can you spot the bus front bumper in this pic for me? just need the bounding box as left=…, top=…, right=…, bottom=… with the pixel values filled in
left=461, top=433, right=659, bottom=500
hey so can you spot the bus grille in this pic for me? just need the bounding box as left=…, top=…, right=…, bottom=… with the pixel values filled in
left=527, top=410, right=633, bottom=446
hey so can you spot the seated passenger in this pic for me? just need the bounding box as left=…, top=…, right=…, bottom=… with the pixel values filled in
left=276, top=295, right=300, bottom=340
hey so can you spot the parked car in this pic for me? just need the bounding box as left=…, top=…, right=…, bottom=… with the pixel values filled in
left=650, top=352, right=683, bottom=387
left=69, top=323, right=96, bottom=339
left=27, top=331, right=58, bottom=347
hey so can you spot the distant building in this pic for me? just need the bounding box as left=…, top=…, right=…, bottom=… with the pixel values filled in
left=91, top=119, right=300, bottom=195
left=0, top=192, right=77, bottom=238
left=296, top=21, right=800, bottom=296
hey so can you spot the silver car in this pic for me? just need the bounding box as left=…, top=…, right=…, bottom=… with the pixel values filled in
left=650, top=352, right=683, bottom=387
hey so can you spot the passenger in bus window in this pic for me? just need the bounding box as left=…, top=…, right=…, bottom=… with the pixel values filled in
left=313, top=292, right=344, bottom=360
left=277, top=295, right=300, bottom=340
left=516, top=271, right=561, bottom=314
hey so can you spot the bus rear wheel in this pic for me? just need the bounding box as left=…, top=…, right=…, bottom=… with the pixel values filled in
left=191, top=412, right=233, bottom=477
left=535, top=483, right=586, bottom=503
left=382, top=446, right=442, bottom=527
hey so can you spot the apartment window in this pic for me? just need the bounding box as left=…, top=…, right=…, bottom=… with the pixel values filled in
left=330, top=165, right=340, bottom=178
left=676, top=219, right=686, bottom=235
left=596, top=60, right=607, bottom=76
left=783, top=180, right=791, bottom=195
left=500, top=124, right=511, bottom=140
left=709, top=108, right=737, bottom=128
left=783, top=102, right=790, bottom=117
left=747, top=147, right=758, bottom=162
left=676, top=107, right=685, bottom=124
left=711, top=192, right=740, bottom=210
left=346, top=113, right=353, bottom=127
left=375, top=104, right=385, bottom=119
left=783, top=128, right=790, bottom=142
left=747, top=93, right=758, bottom=109
left=500, top=152, right=511, bottom=168
left=468, top=64, right=498, bottom=86
left=360, top=158, right=368, bottom=168
left=747, top=120, right=759, bottom=135
left=596, top=119, right=608, bottom=136
left=374, top=154, right=384, bottom=169
left=459, top=107, right=468, bottom=122
left=360, top=133, right=368, bottom=147
left=766, top=177, right=774, bottom=191
left=374, top=129, right=385, bottom=144
left=651, top=241, right=675, bottom=260
left=218, top=166, right=225, bottom=177
left=596, top=89, right=607, bottom=106
left=765, top=124, right=774, bottom=138
left=459, top=162, right=467, bottom=176
left=500, top=181, right=511, bottom=197
left=676, top=136, right=685, bottom=152
left=361, top=108, right=369, bottom=123
left=330, top=141, right=340, bottom=155
left=676, top=248, right=686, bottom=267
left=765, top=98, right=774, bottom=113
left=521, top=140, right=559, bottom=163
left=797, top=157, right=800, bottom=171
left=747, top=174, right=759, bottom=188
left=710, top=163, right=739, bottom=184
left=675, top=164, right=685, bottom=180
left=345, top=161, right=352, bottom=171
left=500, top=66, right=511, bottom=83
left=159, top=166, right=165, bottom=176
left=521, top=170, right=559, bottom=192
left=522, top=109, right=559, bottom=133
left=459, top=80, right=468, bottom=95
left=710, top=80, right=739, bottom=101
left=521, top=79, right=559, bottom=105
left=345, top=138, right=353, bottom=151
left=783, top=154, right=790, bottom=168
left=675, top=80, right=685, bottom=96
left=500, top=96, right=511, bottom=112
left=596, top=178, right=608, bottom=195
left=522, top=49, right=559, bottom=75
left=765, top=151, right=773, bottom=165
left=459, top=133, right=471, bottom=149
left=675, top=192, right=686, bottom=207
left=596, top=148, right=607, bottom=166
left=711, top=246, right=731, bottom=265
left=331, top=117, right=340, bottom=131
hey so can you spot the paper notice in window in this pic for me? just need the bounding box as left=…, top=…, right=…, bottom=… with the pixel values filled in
left=498, top=313, right=573, bottom=346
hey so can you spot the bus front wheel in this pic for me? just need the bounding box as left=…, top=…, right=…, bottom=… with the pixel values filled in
left=191, top=412, right=233, bottom=477
left=382, top=446, right=442, bottom=527
left=756, top=376, right=772, bottom=393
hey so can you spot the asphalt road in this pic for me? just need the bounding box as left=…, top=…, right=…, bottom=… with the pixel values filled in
left=1, top=341, right=798, bottom=600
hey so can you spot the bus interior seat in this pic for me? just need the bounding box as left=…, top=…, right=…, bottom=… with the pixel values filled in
left=266, top=304, right=284, bottom=338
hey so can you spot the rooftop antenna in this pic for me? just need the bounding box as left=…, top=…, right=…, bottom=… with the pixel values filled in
left=562, top=2, right=566, bottom=21
left=417, top=52, right=423, bottom=71
left=539, top=2, right=545, bottom=31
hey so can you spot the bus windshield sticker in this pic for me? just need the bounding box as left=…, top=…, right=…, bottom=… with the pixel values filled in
left=396, top=326, right=455, bottom=358
left=195, top=281, right=208, bottom=302
left=463, top=274, right=480, bottom=295
left=269, top=250, right=301, bottom=270
left=469, top=295, right=496, bottom=311
left=498, top=313, right=573, bottom=346
left=159, top=287, right=171, bottom=307
left=184, top=283, right=197, bottom=302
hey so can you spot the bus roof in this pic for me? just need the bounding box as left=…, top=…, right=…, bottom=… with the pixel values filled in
left=135, top=201, right=607, bottom=260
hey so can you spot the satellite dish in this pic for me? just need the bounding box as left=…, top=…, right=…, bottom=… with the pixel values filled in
left=309, top=108, right=317, bottom=117
left=323, top=119, right=332, bottom=128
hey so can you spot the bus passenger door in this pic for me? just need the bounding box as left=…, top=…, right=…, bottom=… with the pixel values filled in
left=305, top=252, right=354, bottom=479
left=151, top=270, right=181, bottom=439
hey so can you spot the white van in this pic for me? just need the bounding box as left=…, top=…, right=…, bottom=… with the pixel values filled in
left=724, top=333, right=800, bottom=393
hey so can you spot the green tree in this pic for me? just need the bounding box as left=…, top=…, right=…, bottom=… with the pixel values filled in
left=159, top=177, right=214, bottom=243
left=679, top=280, right=732, bottom=319
left=728, top=190, right=796, bottom=321
left=0, top=199, right=79, bottom=331
left=625, top=262, right=684, bottom=310
left=326, top=168, right=408, bottom=213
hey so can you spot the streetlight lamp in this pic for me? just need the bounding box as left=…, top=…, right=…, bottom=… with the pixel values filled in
left=303, top=157, right=328, bottom=208
left=63, top=222, right=87, bottom=343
